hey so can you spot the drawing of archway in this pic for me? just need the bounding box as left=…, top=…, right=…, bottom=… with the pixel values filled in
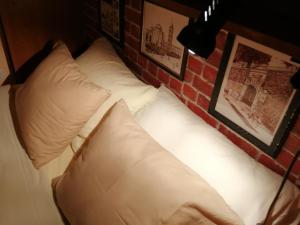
left=241, top=85, right=256, bottom=106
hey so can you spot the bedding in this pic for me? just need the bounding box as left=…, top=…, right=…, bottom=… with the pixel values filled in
left=135, top=85, right=300, bottom=225
left=0, top=85, right=73, bottom=225
left=15, top=41, right=110, bottom=168
left=72, top=37, right=158, bottom=151
left=53, top=100, right=244, bottom=225
left=0, top=37, right=157, bottom=225
left=1, top=34, right=298, bottom=225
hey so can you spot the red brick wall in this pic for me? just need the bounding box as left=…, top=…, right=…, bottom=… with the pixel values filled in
left=84, top=0, right=300, bottom=186
left=83, top=0, right=102, bottom=42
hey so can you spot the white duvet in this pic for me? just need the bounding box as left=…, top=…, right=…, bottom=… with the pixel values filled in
left=135, top=86, right=300, bottom=225
left=0, top=85, right=73, bottom=225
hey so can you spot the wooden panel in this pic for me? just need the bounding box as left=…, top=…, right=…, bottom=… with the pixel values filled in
left=0, top=0, right=85, bottom=72
left=148, top=0, right=200, bottom=18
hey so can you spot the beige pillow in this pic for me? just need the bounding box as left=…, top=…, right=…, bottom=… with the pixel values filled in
left=136, top=85, right=300, bottom=225
left=71, top=37, right=158, bottom=151
left=15, top=42, right=110, bottom=168
left=53, top=100, right=243, bottom=225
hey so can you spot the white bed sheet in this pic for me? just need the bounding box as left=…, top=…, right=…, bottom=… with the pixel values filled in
left=0, top=85, right=73, bottom=225
left=135, top=85, right=300, bottom=225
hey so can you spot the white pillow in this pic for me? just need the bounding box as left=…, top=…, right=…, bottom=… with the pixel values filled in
left=72, top=37, right=158, bottom=150
left=135, top=85, right=300, bottom=225
left=54, top=100, right=244, bottom=225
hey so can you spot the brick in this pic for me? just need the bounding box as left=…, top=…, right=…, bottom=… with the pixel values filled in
left=142, top=71, right=160, bottom=88
left=207, top=50, right=223, bottom=68
left=170, top=91, right=184, bottom=103
left=171, top=92, right=185, bottom=104
left=197, top=93, right=210, bottom=110
left=188, top=102, right=206, bottom=120
left=126, top=60, right=142, bottom=76
left=203, top=65, right=218, bottom=84
left=283, top=133, right=300, bottom=154
left=188, top=56, right=203, bottom=74
left=157, top=69, right=170, bottom=85
left=130, top=23, right=140, bottom=39
left=121, top=55, right=143, bottom=77
left=183, top=84, right=197, bottom=101
left=216, top=30, right=228, bottom=50
left=258, top=154, right=285, bottom=176
left=125, top=46, right=138, bottom=62
left=292, top=159, right=300, bottom=175
left=277, top=150, right=293, bottom=169
left=218, top=124, right=259, bottom=158
left=126, top=34, right=140, bottom=50
left=85, top=25, right=102, bottom=41
left=169, top=77, right=182, bottom=95
left=288, top=173, right=298, bottom=183
left=148, top=61, right=158, bottom=76
left=277, top=150, right=300, bottom=175
left=187, top=102, right=218, bottom=127
left=125, top=20, right=131, bottom=33
left=131, top=0, right=142, bottom=11
left=225, top=129, right=242, bottom=146
left=138, top=54, right=148, bottom=67
left=292, top=117, right=300, bottom=135
left=125, top=7, right=141, bottom=25
left=237, top=140, right=259, bottom=159
left=204, top=114, right=218, bottom=128
left=184, top=69, right=194, bottom=83
left=192, top=76, right=213, bottom=97
left=218, top=125, right=241, bottom=144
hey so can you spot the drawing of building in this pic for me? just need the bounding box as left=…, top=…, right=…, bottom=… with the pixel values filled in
left=224, top=62, right=297, bottom=134
left=101, top=0, right=120, bottom=39
left=144, top=23, right=181, bottom=59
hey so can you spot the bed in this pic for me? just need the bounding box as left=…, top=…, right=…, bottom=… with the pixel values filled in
left=0, top=37, right=299, bottom=225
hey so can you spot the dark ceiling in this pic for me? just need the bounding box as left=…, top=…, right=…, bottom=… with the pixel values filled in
left=230, top=0, right=300, bottom=47
left=174, top=0, right=300, bottom=47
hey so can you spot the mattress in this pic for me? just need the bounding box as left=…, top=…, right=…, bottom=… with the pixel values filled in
left=0, top=85, right=73, bottom=225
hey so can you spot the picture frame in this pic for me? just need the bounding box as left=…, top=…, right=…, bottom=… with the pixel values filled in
left=0, top=18, right=12, bottom=85
left=140, top=0, right=190, bottom=80
left=99, top=0, right=124, bottom=46
left=209, top=33, right=300, bottom=157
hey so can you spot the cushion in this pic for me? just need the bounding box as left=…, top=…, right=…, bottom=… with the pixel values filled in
left=53, top=100, right=243, bottom=225
left=15, top=41, right=110, bottom=168
left=72, top=37, right=158, bottom=151
left=0, top=84, right=69, bottom=225
left=135, top=85, right=300, bottom=225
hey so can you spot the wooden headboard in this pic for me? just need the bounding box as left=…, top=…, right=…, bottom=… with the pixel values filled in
left=0, top=0, right=86, bottom=83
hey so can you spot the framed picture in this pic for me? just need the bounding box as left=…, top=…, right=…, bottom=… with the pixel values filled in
left=209, top=33, right=300, bottom=157
left=0, top=18, right=12, bottom=85
left=99, top=0, right=124, bottom=46
left=140, top=0, right=190, bottom=80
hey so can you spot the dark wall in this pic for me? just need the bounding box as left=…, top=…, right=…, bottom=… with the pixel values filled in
left=173, top=0, right=300, bottom=49
left=230, top=0, right=300, bottom=48
left=0, top=0, right=85, bottom=72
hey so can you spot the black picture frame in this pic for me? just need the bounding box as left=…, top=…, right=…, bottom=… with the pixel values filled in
left=209, top=33, right=300, bottom=157
left=99, top=0, right=124, bottom=46
left=140, top=0, right=190, bottom=80
left=0, top=17, right=14, bottom=85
